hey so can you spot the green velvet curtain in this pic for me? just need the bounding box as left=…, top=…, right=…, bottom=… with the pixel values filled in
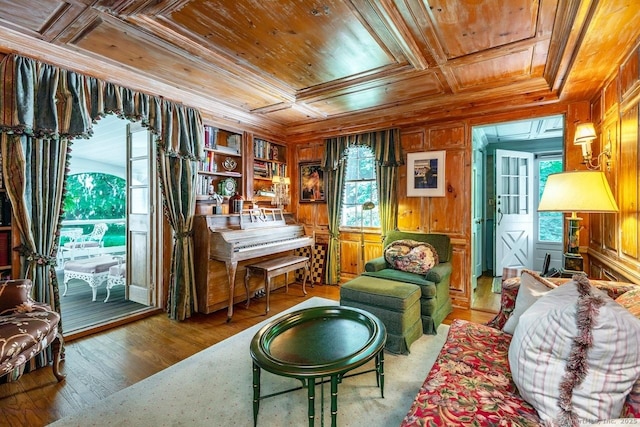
left=322, top=128, right=403, bottom=284
left=0, top=54, right=203, bottom=334
left=322, top=141, right=348, bottom=285
left=156, top=101, right=202, bottom=320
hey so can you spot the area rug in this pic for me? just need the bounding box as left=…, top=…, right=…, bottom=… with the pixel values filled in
left=49, top=297, right=449, bottom=427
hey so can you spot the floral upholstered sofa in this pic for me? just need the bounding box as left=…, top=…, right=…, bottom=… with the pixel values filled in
left=0, top=279, right=64, bottom=382
left=400, top=271, right=640, bottom=426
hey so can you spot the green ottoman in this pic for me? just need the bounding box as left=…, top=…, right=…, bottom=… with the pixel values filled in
left=340, top=276, right=422, bottom=355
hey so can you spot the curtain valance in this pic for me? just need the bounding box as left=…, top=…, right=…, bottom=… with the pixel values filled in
left=0, top=54, right=202, bottom=159
left=322, top=128, right=403, bottom=170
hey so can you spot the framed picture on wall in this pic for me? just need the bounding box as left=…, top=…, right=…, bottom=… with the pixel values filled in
left=299, top=161, right=326, bottom=202
left=406, top=151, right=446, bottom=197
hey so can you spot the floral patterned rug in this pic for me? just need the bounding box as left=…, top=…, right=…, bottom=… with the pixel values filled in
left=48, top=297, right=449, bottom=427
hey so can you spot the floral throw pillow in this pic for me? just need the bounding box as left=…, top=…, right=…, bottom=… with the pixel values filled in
left=384, top=239, right=438, bottom=275
left=616, top=287, right=640, bottom=319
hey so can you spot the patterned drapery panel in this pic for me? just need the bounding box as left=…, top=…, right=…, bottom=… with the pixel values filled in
left=157, top=101, right=201, bottom=320
left=322, top=129, right=403, bottom=284
left=0, top=54, right=203, bottom=334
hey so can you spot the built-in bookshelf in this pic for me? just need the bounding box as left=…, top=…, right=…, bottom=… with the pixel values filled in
left=197, top=126, right=244, bottom=202
left=252, top=138, right=288, bottom=204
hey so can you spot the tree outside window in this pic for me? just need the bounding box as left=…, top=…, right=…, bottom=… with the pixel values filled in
left=341, top=146, right=380, bottom=228
left=62, top=173, right=126, bottom=246
left=538, top=159, right=563, bottom=242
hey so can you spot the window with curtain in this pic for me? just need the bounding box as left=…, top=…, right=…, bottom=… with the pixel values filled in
left=341, top=145, right=380, bottom=228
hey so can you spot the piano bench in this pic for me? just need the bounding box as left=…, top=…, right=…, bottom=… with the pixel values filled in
left=244, top=255, right=311, bottom=315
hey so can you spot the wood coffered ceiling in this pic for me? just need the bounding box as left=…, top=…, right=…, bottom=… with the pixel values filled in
left=0, top=0, right=639, bottom=138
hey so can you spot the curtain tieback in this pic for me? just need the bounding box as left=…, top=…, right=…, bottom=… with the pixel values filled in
left=173, top=230, right=193, bottom=240
left=17, top=245, right=57, bottom=266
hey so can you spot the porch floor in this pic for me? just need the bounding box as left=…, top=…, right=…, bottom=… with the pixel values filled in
left=56, top=268, right=147, bottom=333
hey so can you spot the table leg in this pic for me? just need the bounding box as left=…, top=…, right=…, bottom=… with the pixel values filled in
left=307, top=377, right=315, bottom=427
left=245, top=268, right=252, bottom=308
left=252, top=362, right=261, bottom=427
left=284, top=271, right=289, bottom=293
left=264, top=273, right=271, bottom=315
left=377, top=351, right=385, bottom=398
left=331, top=375, right=339, bottom=427
left=90, top=276, right=98, bottom=302
left=302, top=260, right=309, bottom=295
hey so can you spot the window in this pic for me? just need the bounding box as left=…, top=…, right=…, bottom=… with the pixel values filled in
left=538, top=158, right=563, bottom=242
left=341, top=146, right=380, bottom=228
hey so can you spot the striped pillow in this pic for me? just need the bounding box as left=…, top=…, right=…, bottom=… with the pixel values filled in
left=502, top=270, right=557, bottom=334
left=509, top=277, right=640, bottom=424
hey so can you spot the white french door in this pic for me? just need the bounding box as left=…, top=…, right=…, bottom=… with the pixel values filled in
left=494, top=149, right=534, bottom=274
left=126, top=123, right=156, bottom=305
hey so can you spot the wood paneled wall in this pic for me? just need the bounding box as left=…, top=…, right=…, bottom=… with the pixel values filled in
left=291, top=37, right=640, bottom=307
left=396, top=123, right=471, bottom=307
left=292, top=120, right=473, bottom=307
left=588, top=40, right=640, bottom=284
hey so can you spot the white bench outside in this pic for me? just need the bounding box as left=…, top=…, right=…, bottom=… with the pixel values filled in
left=63, top=256, right=120, bottom=302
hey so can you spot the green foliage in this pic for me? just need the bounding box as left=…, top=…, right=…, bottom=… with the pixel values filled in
left=63, top=173, right=126, bottom=220
left=342, top=146, right=380, bottom=227
left=538, top=160, right=563, bottom=242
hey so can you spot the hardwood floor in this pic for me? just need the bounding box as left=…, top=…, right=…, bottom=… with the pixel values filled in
left=471, top=275, right=501, bottom=313
left=0, top=284, right=496, bottom=427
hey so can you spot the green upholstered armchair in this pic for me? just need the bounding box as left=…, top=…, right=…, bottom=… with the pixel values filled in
left=362, top=231, right=453, bottom=334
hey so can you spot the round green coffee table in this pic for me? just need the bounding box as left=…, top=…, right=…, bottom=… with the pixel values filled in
left=250, top=306, right=387, bottom=427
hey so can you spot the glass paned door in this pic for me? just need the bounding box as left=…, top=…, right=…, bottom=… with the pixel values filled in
left=495, top=149, right=534, bottom=273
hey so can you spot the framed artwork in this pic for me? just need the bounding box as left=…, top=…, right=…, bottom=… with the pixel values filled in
left=406, top=151, right=446, bottom=197
left=299, top=161, right=326, bottom=202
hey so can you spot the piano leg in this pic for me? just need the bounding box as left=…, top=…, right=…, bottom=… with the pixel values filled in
left=225, top=260, right=239, bottom=322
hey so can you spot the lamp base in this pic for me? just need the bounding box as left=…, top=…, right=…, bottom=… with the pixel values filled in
left=562, top=253, right=583, bottom=272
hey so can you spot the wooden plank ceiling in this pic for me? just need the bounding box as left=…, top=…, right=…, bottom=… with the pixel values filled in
left=0, top=0, right=639, bottom=138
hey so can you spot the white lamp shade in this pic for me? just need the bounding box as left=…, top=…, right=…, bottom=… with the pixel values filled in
left=538, top=171, right=619, bottom=213
left=574, top=122, right=597, bottom=144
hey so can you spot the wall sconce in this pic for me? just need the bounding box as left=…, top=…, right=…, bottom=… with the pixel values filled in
left=573, top=122, right=612, bottom=171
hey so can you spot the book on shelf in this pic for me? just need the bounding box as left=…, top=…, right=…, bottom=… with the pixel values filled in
left=204, top=126, right=218, bottom=149
left=196, top=174, right=215, bottom=197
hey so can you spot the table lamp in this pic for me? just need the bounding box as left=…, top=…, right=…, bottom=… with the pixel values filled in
left=537, top=170, right=618, bottom=272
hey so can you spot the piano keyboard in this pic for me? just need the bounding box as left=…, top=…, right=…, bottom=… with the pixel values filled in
left=235, top=236, right=311, bottom=252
